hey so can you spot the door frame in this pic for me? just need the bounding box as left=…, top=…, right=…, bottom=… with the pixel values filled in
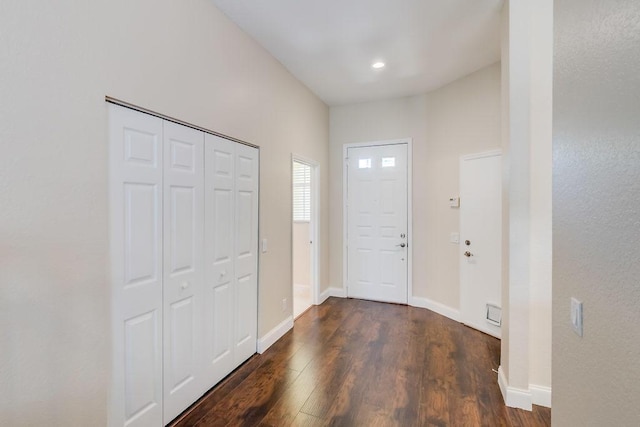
left=291, top=154, right=320, bottom=306
left=459, top=148, right=502, bottom=338
left=342, top=138, right=413, bottom=303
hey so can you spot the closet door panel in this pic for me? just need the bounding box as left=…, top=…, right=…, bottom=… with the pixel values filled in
left=109, top=104, right=163, bottom=427
left=111, top=105, right=260, bottom=426
left=162, top=122, right=205, bottom=423
left=234, top=144, right=259, bottom=365
left=204, top=134, right=236, bottom=387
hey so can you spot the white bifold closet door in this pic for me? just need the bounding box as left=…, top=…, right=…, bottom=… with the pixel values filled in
left=203, top=134, right=258, bottom=387
left=109, top=105, right=164, bottom=427
left=162, top=122, right=205, bottom=422
left=109, top=104, right=259, bottom=427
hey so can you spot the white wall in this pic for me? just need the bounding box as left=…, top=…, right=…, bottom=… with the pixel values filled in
left=528, top=0, right=553, bottom=395
left=498, top=0, right=552, bottom=409
left=329, top=63, right=501, bottom=312
left=499, top=0, right=512, bottom=393
left=0, top=0, right=328, bottom=425
left=553, top=0, right=640, bottom=424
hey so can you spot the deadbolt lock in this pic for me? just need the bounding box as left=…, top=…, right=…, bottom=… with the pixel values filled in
left=465, top=240, right=471, bottom=246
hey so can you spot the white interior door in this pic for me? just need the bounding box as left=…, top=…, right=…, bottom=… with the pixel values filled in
left=460, top=151, right=502, bottom=338
left=109, top=104, right=164, bottom=427
left=232, top=143, right=259, bottom=365
left=162, top=122, right=204, bottom=422
left=203, top=135, right=236, bottom=386
left=346, top=143, right=408, bottom=304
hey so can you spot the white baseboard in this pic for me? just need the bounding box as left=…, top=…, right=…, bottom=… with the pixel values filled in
left=257, top=315, right=293, bottom=354
left=318, top=287, right=331, bottom=304
left=318, top=286, right=347, bottom=304
left=329, top=287, right=347, bottom=298
left=409, top=296, right=461, bottom=322
left=498, top=366, right=533, bottom=410
left=530, top=384, right=552, bottom=408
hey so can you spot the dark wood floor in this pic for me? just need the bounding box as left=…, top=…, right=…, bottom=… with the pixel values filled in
left=171, top=297, right=551, bottom=427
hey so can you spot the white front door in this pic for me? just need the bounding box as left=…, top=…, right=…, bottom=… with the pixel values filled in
left=162, top=122, right=205, bottom=423
left=346, top=143, right=408, bottom=304
left=460, top=151, right=502, bottom=338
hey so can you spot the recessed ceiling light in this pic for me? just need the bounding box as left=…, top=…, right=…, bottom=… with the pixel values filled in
left=372, top=61, right=385, bottom=69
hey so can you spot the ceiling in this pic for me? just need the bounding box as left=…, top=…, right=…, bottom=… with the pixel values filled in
left=211, top=0, right=504, bottom=106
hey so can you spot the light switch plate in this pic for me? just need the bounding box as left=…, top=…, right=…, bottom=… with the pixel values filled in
left=450, top=232, right=460, bottom=244
left=571, top=297, right=583, bottom=337
left=449, top=197, right=460, bottom=207
left=261, top=238, right=268, bottom=253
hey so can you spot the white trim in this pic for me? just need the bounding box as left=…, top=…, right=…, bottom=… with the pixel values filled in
left=343, top=138, right=413, bottom=303
left=257, top=315, right=294, bottom=354
left=407, top=142, right=413, bottom=304
left=329, top=287, right=347, bottom=298
left=319, top=288, right=331, bottom=304
left=462, top=320, right=501, bottom=339
left=530, top=384, right=552, bottom=408
left=410, top=297, right=461, bottom=322
left=460, top=148, right=502, bottom=161
left=318, top=287, right=347, bottom=304
left=498, top=366, right=533, bottom=411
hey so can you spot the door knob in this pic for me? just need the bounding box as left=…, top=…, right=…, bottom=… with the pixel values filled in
left=464, top=251, right=473, bottom=257
left=397, top=243, right=406, bottom=248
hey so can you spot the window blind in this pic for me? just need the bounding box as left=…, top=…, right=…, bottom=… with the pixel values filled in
left=293, top=161, right=311, bottom=222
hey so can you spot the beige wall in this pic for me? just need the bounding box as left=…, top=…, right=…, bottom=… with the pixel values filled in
left=0, top=0, right=328, bottom=425
left=329, top=63, right=501, bottom=310
left=553, top=0, right=640, bottom=424
left=422, top=63, right=502, bottom=308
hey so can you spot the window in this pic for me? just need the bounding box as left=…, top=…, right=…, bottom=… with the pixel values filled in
left=381, top=157, right=396, bottom=167
left=293, top=161, right=311, bottom=222
left=358, top=158, right=372, bottom=169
